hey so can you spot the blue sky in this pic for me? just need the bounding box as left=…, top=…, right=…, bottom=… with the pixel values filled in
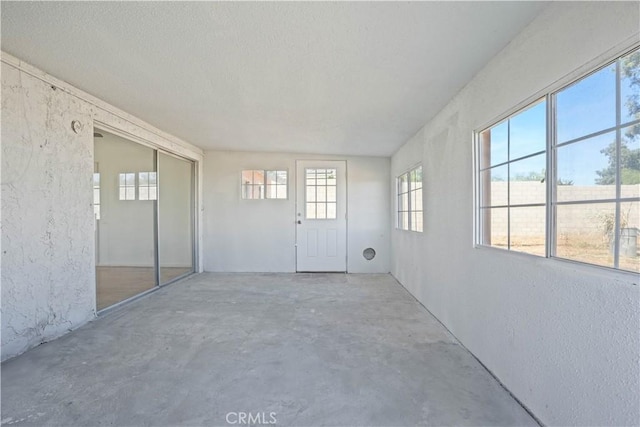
left=486, top=53, right=639, bottom=186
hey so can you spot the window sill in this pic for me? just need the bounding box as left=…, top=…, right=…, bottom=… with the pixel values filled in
left=474, top=244, right=639, bottom=285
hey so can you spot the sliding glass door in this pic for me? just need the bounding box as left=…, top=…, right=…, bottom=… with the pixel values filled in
left=94, top=129, right=195, bottom=311
left=158, top=152, right=195, bottom=284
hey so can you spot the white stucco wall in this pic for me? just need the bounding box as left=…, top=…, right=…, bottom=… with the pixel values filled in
left=390, top=3, right=639, bottom=426
left=1, top=62, right=96, bottom=362
left=1, top=54, right=204, bottom=361
left=204, top=151, right=390, bottom=273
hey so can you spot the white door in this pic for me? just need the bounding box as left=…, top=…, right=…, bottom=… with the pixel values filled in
left=296, top=160, right=347, bottom=272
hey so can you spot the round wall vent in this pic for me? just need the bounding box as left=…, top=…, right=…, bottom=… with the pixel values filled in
left=363, top=248, right=376, bottom=261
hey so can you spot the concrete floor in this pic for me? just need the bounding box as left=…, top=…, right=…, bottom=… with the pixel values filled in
left=1, top=273, right=537, bottom=426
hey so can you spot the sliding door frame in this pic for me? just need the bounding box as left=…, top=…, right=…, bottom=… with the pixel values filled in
left=93, top=121, right=199, bottom=312
left=156, top=149, right=197, bottom=286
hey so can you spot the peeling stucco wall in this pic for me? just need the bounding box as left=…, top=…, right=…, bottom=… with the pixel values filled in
left=390, top=3, right=640, bottom=426
left=1, top=55, right=204, bottom=361
left=1, top=63, right=95, bottom=361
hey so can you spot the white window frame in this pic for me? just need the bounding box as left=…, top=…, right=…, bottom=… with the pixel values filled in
left=476, top=98, right=548, bottom=255
left=138, top=171, right=157, bottom=201
left=397, top=164, right=423, bottom=232
left=241, top=169, right=288, bottom=200
left=474, top=44, right=640, bottom=274
left=118, top=172, right=136, bottom=201
left=304, top=167, right=337, bottom=220
left=93, top=172, right=101, bottom=219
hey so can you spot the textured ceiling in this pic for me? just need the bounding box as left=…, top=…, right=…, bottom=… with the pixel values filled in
left=1, top=1, right=546, bottom=156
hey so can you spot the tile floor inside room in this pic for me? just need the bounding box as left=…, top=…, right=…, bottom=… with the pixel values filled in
left=96, top=266, right=194, bottom=310
left=1, top=273, right=537, bottom=426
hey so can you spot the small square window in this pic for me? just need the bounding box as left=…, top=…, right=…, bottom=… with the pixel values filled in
left=242, top=170, right=287, bottom=199
left=138, top=172, right=157, bottom=201
left=93, top=173, right=101, bottom=219
left=119, top=173, right=136, bottom=201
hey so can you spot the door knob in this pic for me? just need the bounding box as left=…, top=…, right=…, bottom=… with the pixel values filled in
left=297, top=220, right=302, bottom=224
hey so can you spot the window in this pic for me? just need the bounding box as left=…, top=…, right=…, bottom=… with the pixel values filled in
left=476, top=46, right=639, bottom=273
left=397, top=165, right=423, bottom=232
left=266, top=170, right=287, bottom=199
left=242, top=170, right=287, bottom=199
left=119, top=172, right=135, bottom=201
left=554, top=49, right=639, bottom=272
left=93, top=173, right=101, bottom=220
left=138, top=172, right=157, bottom=200
left=478, top=99, right=547, bottom=255
left=305, top=168, right=337, bottom=219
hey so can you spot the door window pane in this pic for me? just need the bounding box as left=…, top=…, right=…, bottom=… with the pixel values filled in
left=306, top=203, right=316, bottom=219
left=306, top=168, right=337, bottom=220
left=317, top=203, right=327, bottom=219
left=317, top=186, right=327, bottom=202
left=327, top=203, right=337, bottom=220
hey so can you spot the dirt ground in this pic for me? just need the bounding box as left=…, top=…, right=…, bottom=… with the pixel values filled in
left=490, top=234, right=639, bottom=273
